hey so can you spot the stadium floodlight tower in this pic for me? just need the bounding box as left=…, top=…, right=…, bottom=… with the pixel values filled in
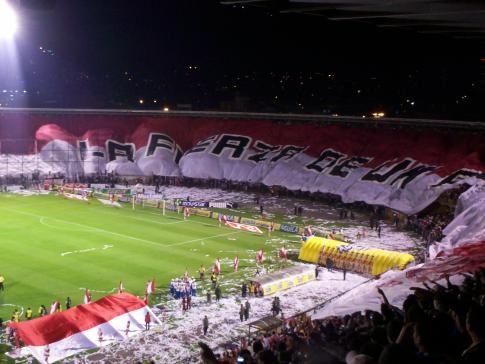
left=0, top=0, right=18, bottom=39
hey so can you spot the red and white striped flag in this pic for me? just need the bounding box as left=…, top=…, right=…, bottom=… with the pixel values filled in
left=118, top=281, right=123, bottom=294
left=49, top=301, right=59, bottom=315
left=144, top=292, right=149, bottom=305
left=214, top=258, right=221, bottom=274
left=256, top=249, right=265, bottom=264
left=8, top=293, right=161, bottom=364
left=84, top=289, right=92, bottom=304
left=233, top=256, right=239, bottom=272
left=146, top=279, right=155, bottom=295
left=279, top=246, right=288, bottom=260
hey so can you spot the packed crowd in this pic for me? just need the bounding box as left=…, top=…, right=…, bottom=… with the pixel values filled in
left=407, top=214, right=452, bottom=245
left=199, top=313, right=313, bottom=364
left=200, top=270, right=485, bottom=364
left=315, top=271, right=485, bottom=364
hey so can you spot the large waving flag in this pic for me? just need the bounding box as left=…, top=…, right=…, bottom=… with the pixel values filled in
left=8, top=293, right=161, bottom=364
left=146, top=279, right=155, bottom=295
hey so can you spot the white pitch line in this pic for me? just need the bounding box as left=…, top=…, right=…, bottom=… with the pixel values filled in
left=5, top=208, right=167, bottom=248
left=5, top=207, right=245, bottom=250
left=165, top=230, right=242, bottom=247
left=144, top=210, right=218, bottom=228
left=96, top=209, right=186, bottom=226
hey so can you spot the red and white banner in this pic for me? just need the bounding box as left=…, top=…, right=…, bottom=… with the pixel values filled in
left=8, top=293, right=161, bottom=364
left=63, top=192, right=88, bottom=201
left=0, top=111, right=483, bottom=214
left=226, top=221, right=263, bottom=234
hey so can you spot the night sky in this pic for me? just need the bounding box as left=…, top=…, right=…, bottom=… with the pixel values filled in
left=1, top=0, right=484, bottom=120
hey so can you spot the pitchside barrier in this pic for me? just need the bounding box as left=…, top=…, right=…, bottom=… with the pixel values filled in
left=249, top=265, right=316, bottom=296
left=299, top=236, right=415, bottom=276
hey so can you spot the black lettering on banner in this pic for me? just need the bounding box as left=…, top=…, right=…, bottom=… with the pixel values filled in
left=361, top=159, right=414, bottom=183
left=106, top=140, right=135, bottom=162
left=174, top=145, right=183, bottom=164
left=210, top=134, right=251, bottom=159
left=432, top=169, right=485, bottom=187
left=305, top=149, right=346, bottom=173
left=329, top=156, right=372, bottom=178
left=78, top=140, right=105, bottom=161
left=271, top=145, right=306, bottom=163
left=184, top=135, right=218, bottom=155
left=390, top=164, right=436, bottom=189
left=145, top=133, right=174, bottom=157
left=247, top=141, right=281, bottom=163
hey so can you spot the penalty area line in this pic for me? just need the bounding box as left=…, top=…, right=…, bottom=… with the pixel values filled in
left=5, top=208, right=165, bottom=248
left=5, top=207, right=247, bottom=250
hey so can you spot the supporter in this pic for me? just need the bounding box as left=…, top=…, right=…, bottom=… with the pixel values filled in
left=461, top=305, right=485, bottom=363
left=199, top=341, right=219, bottom=364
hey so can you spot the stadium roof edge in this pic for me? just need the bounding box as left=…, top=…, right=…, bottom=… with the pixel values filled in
left=1, top=107, right=484, bottom=131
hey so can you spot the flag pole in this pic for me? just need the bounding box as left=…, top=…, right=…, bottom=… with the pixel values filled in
left=162, top=200, right=165, bottom=216
left=132, top=196, right=135, bottom=210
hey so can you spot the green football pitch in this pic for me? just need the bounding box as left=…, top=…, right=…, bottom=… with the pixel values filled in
left=0, top=193, right=297, bottom=321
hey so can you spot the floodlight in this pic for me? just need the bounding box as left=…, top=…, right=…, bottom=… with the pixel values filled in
left=0, top=0, right=18, bottom=39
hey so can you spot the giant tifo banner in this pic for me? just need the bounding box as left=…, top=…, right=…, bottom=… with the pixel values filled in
left=312, top=240, right=485, bottom=320
left=0, top=111, right=484, bottom=214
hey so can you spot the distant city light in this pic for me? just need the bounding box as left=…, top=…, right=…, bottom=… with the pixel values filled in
left=0, top=0, right=18, bottom=39
left=138, top=99, right=144, bottom=104
left=163, top=107, right=170, bottom=112
left=372, top=112, right=385, bottom=118
left=153, top=99, right=158, bottom=104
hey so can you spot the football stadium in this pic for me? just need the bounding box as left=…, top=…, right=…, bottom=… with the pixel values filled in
left=1, top=1, right=485, bottom=364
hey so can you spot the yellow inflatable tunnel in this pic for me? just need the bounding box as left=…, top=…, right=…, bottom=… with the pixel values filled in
left=298, top=236, right=414, bottom=276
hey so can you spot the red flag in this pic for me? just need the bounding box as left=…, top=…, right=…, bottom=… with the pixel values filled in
left=279, top=247, right=288, bottom=260
left=233, top=256, right=239, bottom=272
left=84, top=289, right=92, bottom=304
left=49, top=301, right=59, bottom=315
left=256, top=250, right=265, bottom=264
left=214, top=258, right=221, bottom=274
left=146, top=279, right=155, bottom=295
left=118, top=281, right=123, bottom=294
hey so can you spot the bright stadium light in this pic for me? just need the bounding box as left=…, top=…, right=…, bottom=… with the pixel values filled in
left=0, top=0, right=18, bottom=39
